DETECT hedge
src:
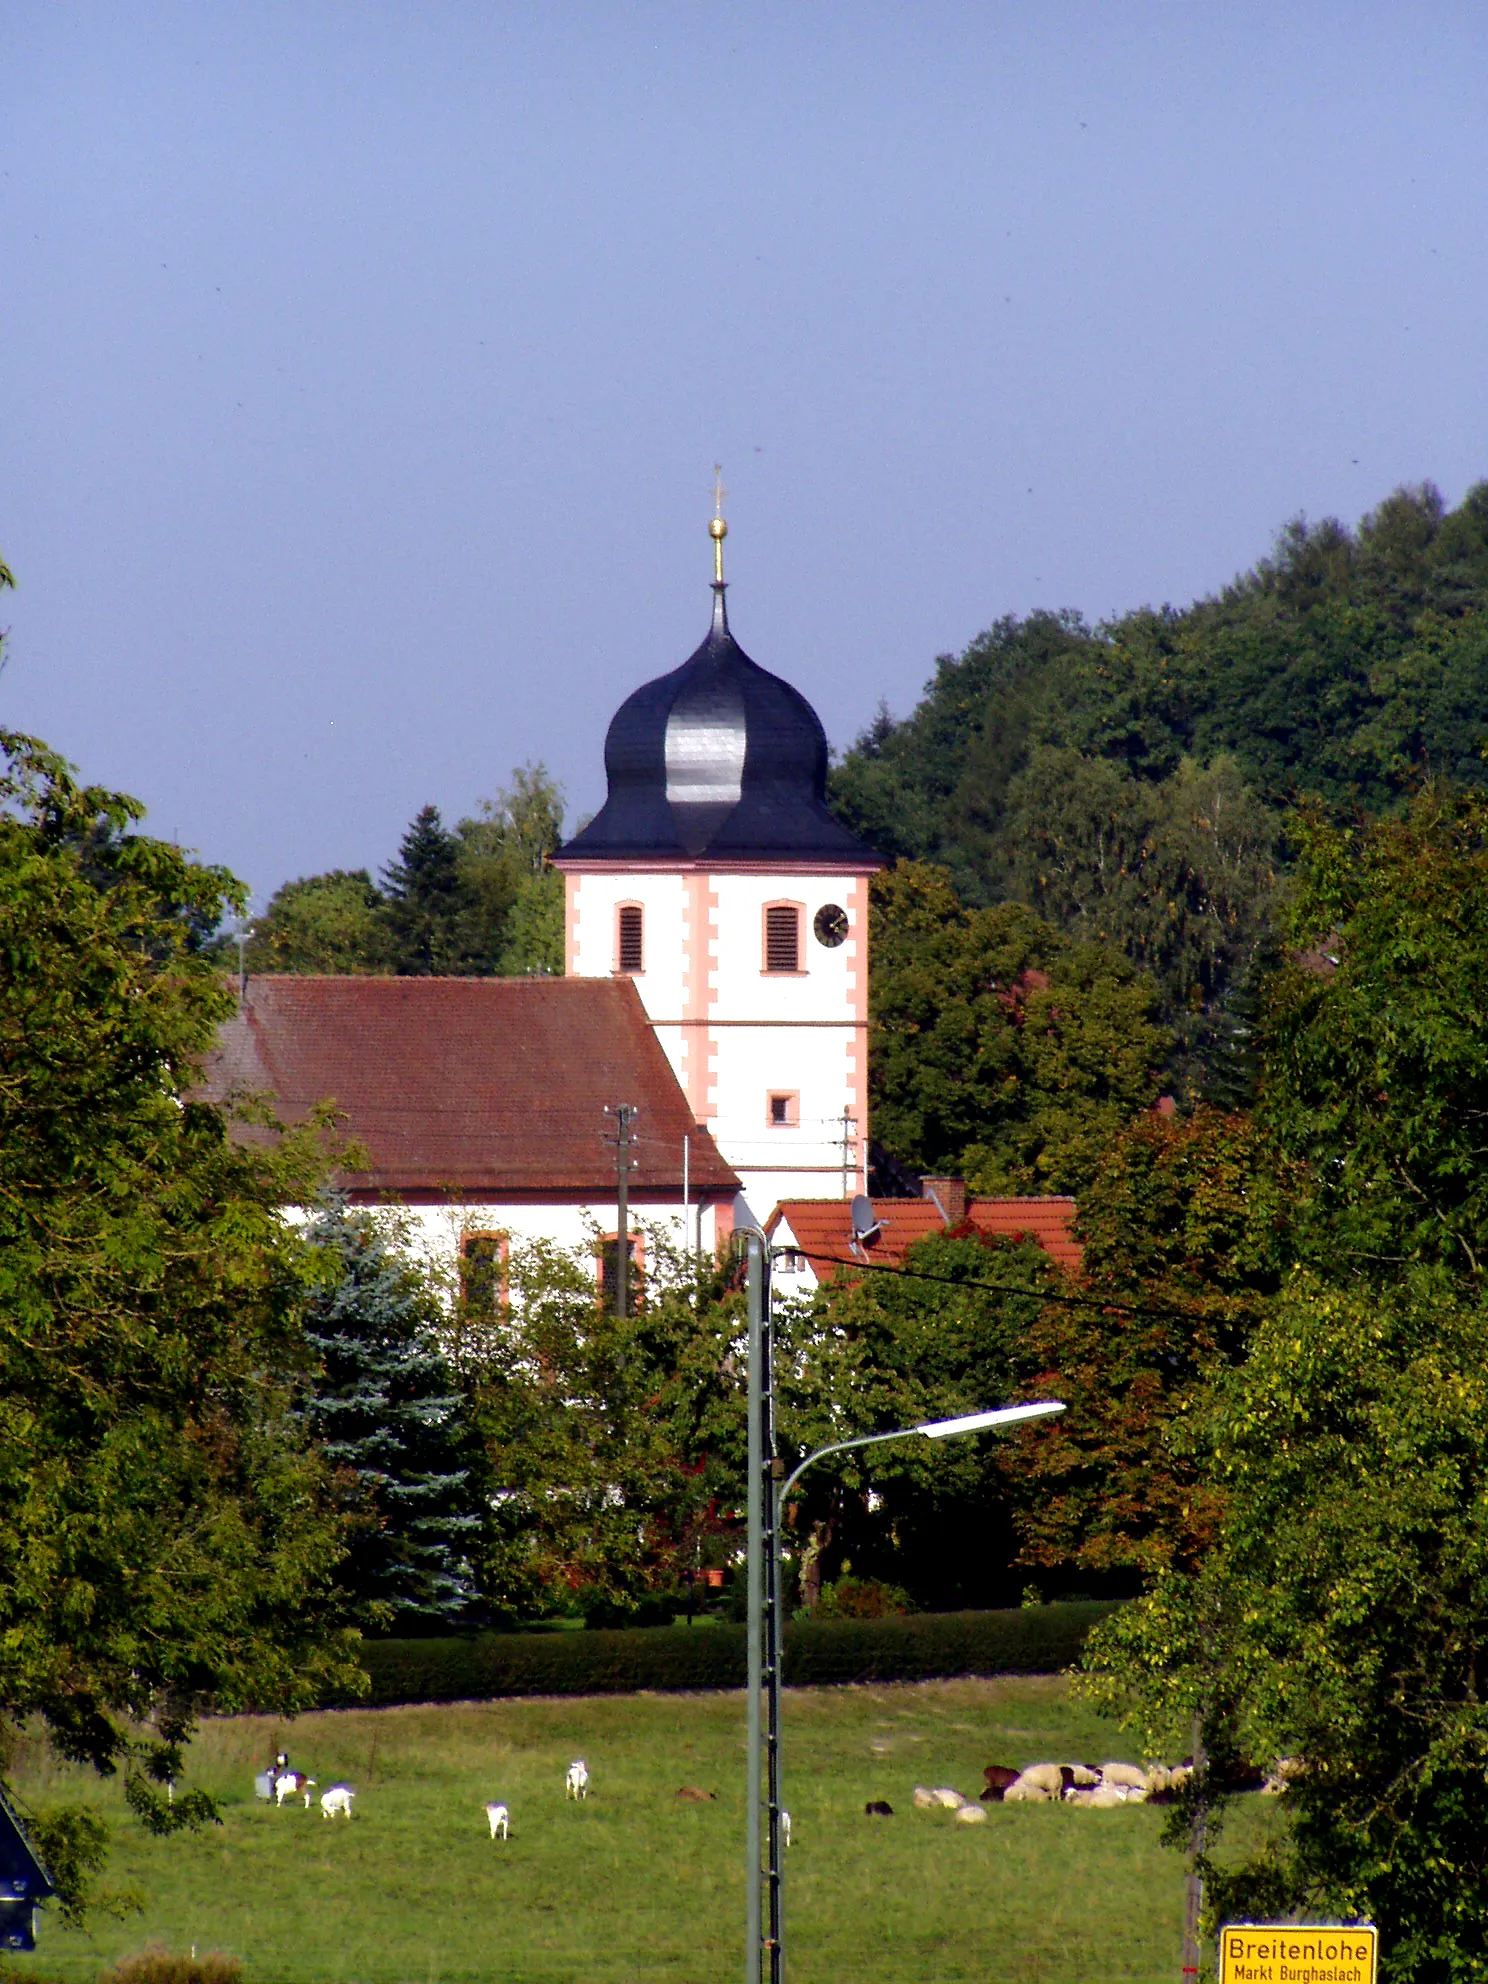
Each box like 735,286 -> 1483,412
355,1601 -> 1119,1707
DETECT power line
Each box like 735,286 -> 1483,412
797,1250 -> 1249,1325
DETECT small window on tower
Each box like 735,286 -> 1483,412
617,904 -> 644,974
767,1091 -> 799,1127
764,904 -> 801,973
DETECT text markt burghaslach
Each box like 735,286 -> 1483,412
1219,1925 -> 1377,1984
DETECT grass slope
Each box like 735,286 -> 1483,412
13,1678 -> 1210,1984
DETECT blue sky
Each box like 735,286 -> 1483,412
4,3 -> 1486,903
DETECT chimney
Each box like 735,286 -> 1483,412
921,1176 -> 967,1225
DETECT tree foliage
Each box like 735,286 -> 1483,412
1078,782 -> 1488,1974
1004,1108 -> 1294,1586
1086,1275 -> 1488,1981
466,1236 -> 747,1623
777,1230 -> 1055,1611
243,765 -> 566,979
1260,784 -> 1488,1275
242,868 -> 389,973
831,479 -> 1488,1096
0,726 -> 358,1908
869,859 -> 1169,1192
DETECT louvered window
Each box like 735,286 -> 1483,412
617,904 -> 644,973
764,905 -> 800,973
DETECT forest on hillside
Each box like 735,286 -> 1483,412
843,479 -> 1488,1114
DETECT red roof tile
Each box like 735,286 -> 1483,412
201,976 -> 739,1198
768,1195 -> 1081,1280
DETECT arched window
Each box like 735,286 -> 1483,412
616,903 -> 644,974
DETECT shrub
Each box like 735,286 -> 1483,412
812,1576 -> 913,1620
355,1601 -> 1119,1705
99,1949 -> 243,1984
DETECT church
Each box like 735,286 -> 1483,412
207,505 -> 884,1284
550,502 -> 882,1221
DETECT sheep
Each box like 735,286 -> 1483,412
1014,1763 -> 1070,1798
1001,1779 -> 1051,1803
954,1803 -> 988,1824
780,1811 -> 791,1849
273,1771 -> 315,1809
864,1800 -> 894,1817
485,1802 -> 509,1839
912,1787 -> 937,1809
320,1785 -> 356,1820
980,1764 -> 1021,1802
1100,1762 -> 1149,1792
566,1759 -> 589,1800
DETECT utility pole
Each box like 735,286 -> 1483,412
838,1109 -> 856,1198
763,1260 -> 784,1982
745,1232 -> 764,1984
1181,1713 -> 1207,1984
744,1228 -> 785,1984
605,1105 -> 638,1317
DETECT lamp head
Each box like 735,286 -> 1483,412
917,1402 -> 1065,1440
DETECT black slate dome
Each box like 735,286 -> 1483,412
554,591 -> 879,865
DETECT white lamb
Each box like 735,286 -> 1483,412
320,1785 -> 356,1820
566,1759 -> 589,1800
486,1801 -> 509,1839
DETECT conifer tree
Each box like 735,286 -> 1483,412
381,804 -> 465,974
302,1197 -> 479,1625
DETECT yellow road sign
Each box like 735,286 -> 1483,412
1219,1924 -> 1377,1984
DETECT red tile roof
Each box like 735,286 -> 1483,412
768,1195 -> 1082,1280
201,976 -> 740,1198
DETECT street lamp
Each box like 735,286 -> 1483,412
778,1402 -> 1067,1503
742,1227 -> 1065,1984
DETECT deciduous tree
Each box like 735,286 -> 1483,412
0,723 -> 357,1910
869,860 -> 1168,1191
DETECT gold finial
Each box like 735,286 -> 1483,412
710,464 -> 728,585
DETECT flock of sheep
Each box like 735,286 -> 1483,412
855,1759 -> 1203,1822
258,1746 -> 1278,1840
904,1758 -> 1195,1821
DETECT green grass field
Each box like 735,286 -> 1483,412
7,1677 -> 1244,1984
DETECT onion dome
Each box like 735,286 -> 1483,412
555,508 -> 879,866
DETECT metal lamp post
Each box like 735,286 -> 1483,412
742,1227 -> 1066,1984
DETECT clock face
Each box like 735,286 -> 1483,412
814,903 -> 849,948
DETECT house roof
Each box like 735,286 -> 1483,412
767,1195 -> 1082,1280
201,975 -> 740,1198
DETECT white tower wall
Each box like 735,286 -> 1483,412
565,864 -> 871,1216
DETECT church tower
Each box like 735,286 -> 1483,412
551,499 -> 883,1220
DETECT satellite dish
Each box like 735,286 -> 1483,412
849,1195 -> 883,1248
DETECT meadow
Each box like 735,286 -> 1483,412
6,1677 -> 1261,1984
